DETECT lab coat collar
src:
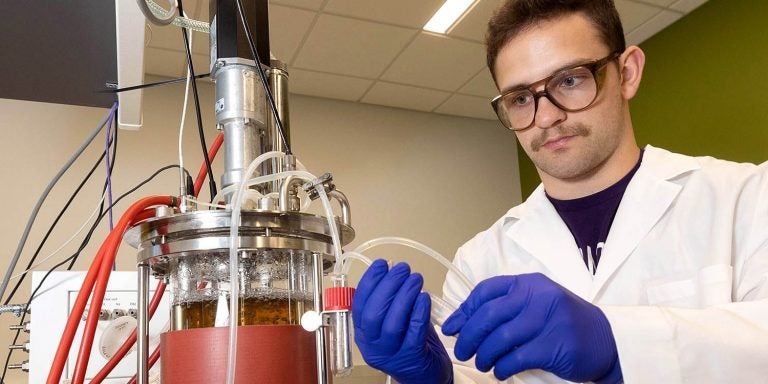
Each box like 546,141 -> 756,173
505,185 -> 594,298
502,145 -> 700,300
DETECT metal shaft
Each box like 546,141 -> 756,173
266,60 -> 291,192
137,263 -> 150,384
312,252 -> 329,384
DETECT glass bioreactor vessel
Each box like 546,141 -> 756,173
127,2 -> 356,382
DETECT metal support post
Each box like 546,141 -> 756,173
137,263 -> 150,384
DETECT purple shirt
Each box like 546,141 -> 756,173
547,151 -> 643,274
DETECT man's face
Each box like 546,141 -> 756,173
494,13 -> 628,182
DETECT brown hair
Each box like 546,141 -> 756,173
486,0 -> 625,82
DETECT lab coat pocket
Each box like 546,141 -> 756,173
645,264 -> 733,308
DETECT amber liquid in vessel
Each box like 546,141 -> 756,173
171,295 -> 312,330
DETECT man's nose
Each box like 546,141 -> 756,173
533,94 -> 566,129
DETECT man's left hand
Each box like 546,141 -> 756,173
441,273 -> 622,383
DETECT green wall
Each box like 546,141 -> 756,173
518,0 -> 768,197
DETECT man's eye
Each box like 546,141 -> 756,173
560,75 -> 586,88
510,93 -> 532,107
554,67 -> 592,89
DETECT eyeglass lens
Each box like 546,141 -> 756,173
498,65 -> 601,130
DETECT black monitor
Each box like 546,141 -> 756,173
0,1 -> 117,108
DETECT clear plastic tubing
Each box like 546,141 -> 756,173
211,170 -> 316,204
214,150 -> 285,201
316,186 -> 343,272
352,237 -> 473,292
339,251 -> 373,274
225,151 -> 314,383
295,158 -> 308,171
339,248 -> 458,327
428,293 -> 458,328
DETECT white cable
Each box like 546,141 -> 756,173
178,12 -> 193,195
11,191 -> 107,280
184,197 -> 228,210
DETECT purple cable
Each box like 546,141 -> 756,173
105,103 -> 116,270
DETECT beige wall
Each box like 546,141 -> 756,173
0,78 -> 520,382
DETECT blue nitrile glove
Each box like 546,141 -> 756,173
352,259 -> 453,384
442,273 -> 622,383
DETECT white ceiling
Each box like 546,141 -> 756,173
144,0 -> 708,121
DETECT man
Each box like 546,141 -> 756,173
351,0 -> 768,383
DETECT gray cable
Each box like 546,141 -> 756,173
0,104 -> 116,303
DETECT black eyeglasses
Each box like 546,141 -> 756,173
491,52 -> 621,131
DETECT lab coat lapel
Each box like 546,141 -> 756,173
505,186 -> 594,299
593,146 -> 697,293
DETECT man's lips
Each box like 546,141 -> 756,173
541,135 -> 575,149
530,124 -> 590,152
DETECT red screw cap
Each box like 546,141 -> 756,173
324,287 -> 355,311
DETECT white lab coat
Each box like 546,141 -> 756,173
442,145 -> 768,383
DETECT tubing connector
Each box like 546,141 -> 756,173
303,173 -> 335,201
282,154 -> 297,172
303,174 -> 352,226
279,175 -> 305,212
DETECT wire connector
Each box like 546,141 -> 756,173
9,322 -> 30,333
9,341 -> 30,353
7,359 -> 29,372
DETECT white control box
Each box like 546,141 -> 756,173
29,271 -> 169,383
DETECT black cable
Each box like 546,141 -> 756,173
67,110 -> 120,270
1,165 -> 186,382
2,108 -> 117,382
0,103 -> 117,303
2,120 -> 118,305
66,164 -> 187,269
2,133 -> 108,303
103,73 -> 210,94
177,0 -> 217,201
234,0 -> 292,155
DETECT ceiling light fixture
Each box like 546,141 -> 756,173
423,0 -> 477,34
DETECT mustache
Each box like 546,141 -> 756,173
531,124 -> 591,151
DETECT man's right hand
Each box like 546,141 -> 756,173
351,259 -> 453,384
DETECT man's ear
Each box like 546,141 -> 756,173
619,45 -> 646,100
